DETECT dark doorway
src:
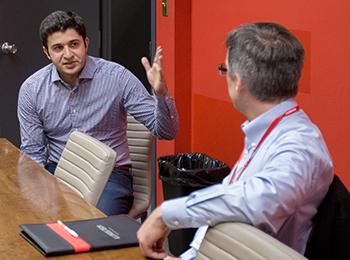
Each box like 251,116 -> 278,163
101,0 -> 154,91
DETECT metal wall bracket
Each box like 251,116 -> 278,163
162,0 -> 168,17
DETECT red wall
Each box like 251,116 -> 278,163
155,0 -> 192,204
191,0 -> 350,188
156,0 -> 350,204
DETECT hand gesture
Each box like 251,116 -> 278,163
141,46 -> 168,96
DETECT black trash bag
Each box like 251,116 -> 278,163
158,153 -> 231,257
158,153 -> 231,188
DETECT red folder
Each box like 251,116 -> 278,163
19,214 -> 140,256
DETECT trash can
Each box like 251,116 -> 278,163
158,153 -> 231,257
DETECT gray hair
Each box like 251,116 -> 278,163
226,22 -> 304,102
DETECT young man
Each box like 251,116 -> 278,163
137,22 -> 334,259
17,10 -> 178,216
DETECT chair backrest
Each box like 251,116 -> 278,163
304,174 -> 350,260
54,131 -> 116,206
126,114 -> 154,220
196,222 -> 307,260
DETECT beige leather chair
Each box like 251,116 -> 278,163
54,131 -> 116,206
127,114 -> 154,221
196,222 -> 307,260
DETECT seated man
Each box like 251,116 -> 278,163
17,10 -> 178,216
137,22 -> 334,259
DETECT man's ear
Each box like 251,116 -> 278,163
234,72 -> 244,92
43,46 -> 51,60
84,37 -> 90,52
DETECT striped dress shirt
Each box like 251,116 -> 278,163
18,56 -> 178,166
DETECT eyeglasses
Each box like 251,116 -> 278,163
218,64 -> 228,76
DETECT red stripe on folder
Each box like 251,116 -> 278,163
46,223 -> 91,253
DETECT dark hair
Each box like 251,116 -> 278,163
226,22 -> 304,102
39,10 -> 86,48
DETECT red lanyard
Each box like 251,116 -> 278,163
229,105 -> 300,184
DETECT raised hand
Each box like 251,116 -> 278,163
141,46 -> 168,96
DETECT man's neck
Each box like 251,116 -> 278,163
244,99 -> 283,121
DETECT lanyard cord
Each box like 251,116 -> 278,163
229,106 -> 300,184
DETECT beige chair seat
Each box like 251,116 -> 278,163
54,131 -> 116,206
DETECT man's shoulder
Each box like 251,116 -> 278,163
274,111 -> 330,155
89,56 -> 126,75
22,63 -> 53,87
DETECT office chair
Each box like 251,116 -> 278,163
127,114 -> 154,222
54,131 -> 116,206
196,222 -> 307,260
304,174 -> 350,259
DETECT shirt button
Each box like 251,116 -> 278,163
173,220 -> 179,226
207,220 -> 212,225
171,115 -> 174,119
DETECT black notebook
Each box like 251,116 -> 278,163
19,214 -> 140,256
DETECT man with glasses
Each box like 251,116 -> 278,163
137,22 -> 333,259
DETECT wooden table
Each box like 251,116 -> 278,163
0,138 -> 145,259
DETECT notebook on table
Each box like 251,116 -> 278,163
19,214 -> 140,256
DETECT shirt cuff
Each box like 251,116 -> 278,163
180,247 -> 197,260
161,196 -> 193,229
155,93 -> 178,129
155,91 -> 173,104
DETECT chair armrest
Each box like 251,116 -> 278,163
197,222 -> 307,260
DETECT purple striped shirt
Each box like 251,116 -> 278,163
18,56 -> 178,166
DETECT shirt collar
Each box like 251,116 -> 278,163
79,56 -> 97,80
50,56 -> 97,85
242,98 -> 298,149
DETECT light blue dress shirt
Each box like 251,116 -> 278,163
18,56 -> 178,166
161,99 -> 333,259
